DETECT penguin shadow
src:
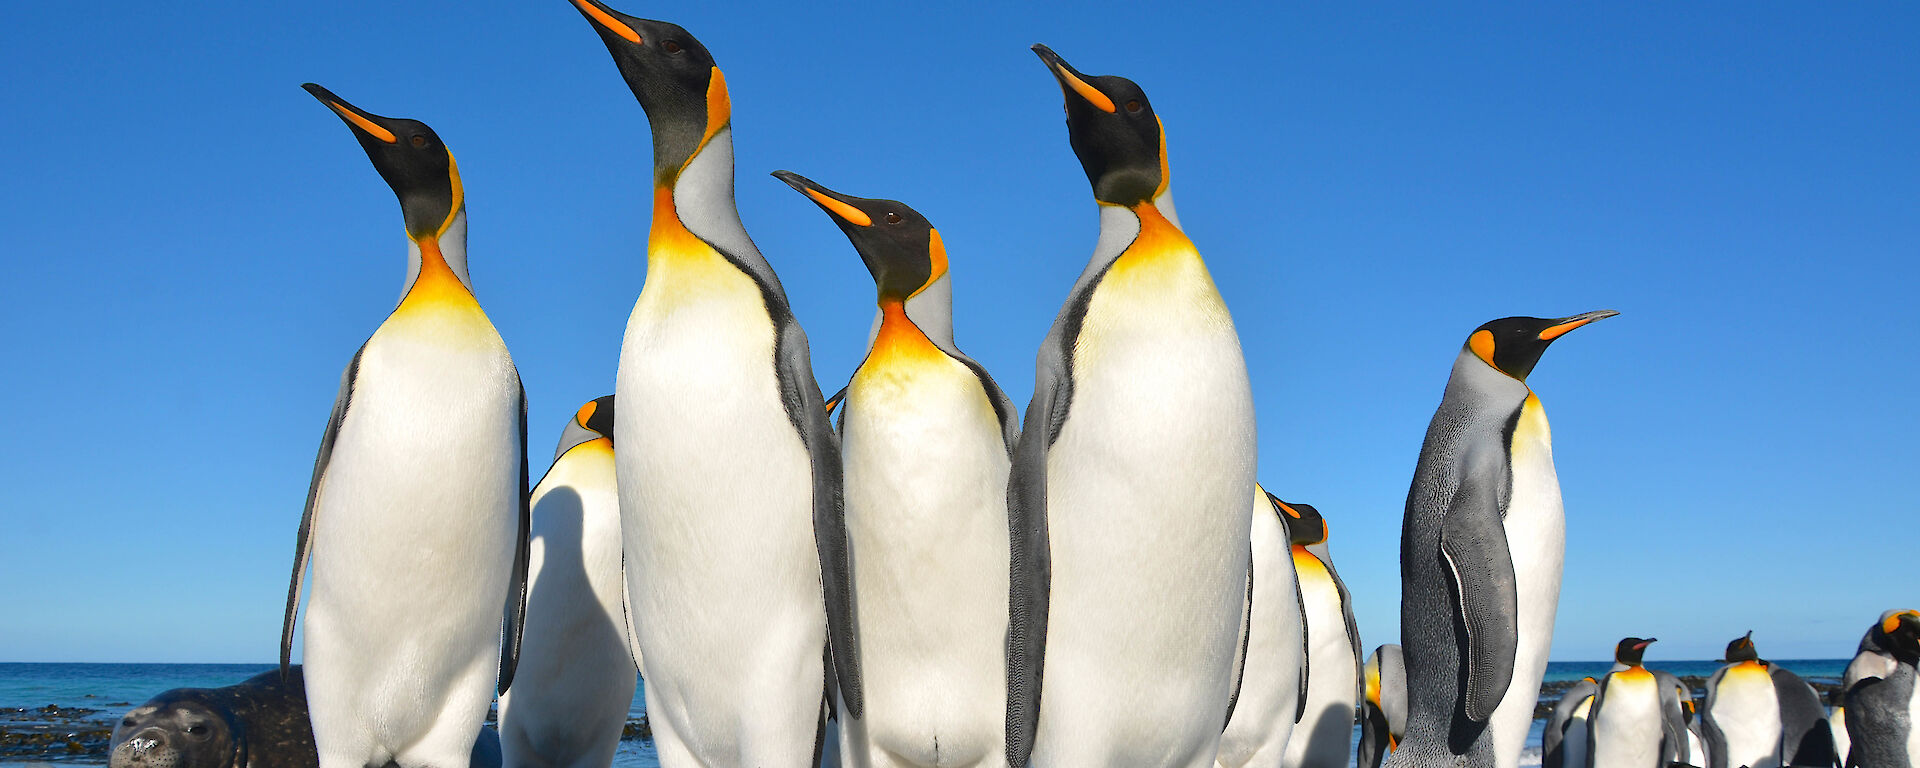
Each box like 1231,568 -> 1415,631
1297,702 -> 1355,766
522,485 -> 631,684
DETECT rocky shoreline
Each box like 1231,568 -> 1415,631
0,705 -> 651,763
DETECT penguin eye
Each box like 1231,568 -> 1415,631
1124,99 -> 1143,114
410,135 -> 428,149
885,212 -> 904,225
663,40 -> 682,54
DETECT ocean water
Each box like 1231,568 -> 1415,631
0,660 -> 1850,768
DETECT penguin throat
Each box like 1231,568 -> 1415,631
1104,203 -> 1204,285
865,300 -> 944,366
646,185 -> 725,274
397,236 -> 478,313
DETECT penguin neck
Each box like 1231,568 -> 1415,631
862,299 -> 947,369
866,274 -> 957,355
396,210 -> 477,312
1080,189 -> 1188,280
1446,350 -> 1532,414
646,128 -> 779,288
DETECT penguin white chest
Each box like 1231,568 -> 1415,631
1714,663 -> 1783,768
1034,220 -> 1255,761
1591,671 -> 1663,768
1489,396 -> 1566,768
840,350 -> 1011,765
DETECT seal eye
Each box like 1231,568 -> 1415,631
663,40 -> 682,54
121,717 -> 136,727
1124,99 -> 1143,114
185,724 -> 207,737
885,212 -> 903,225
410,135 -> 427,149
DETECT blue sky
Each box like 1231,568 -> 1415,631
1,1 -> 1913,664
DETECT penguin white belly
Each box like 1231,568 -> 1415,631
304,325 -> 520,768
1490,396 -> 1564,768
838,358 -> 1010,768
1563,696 -> 1593,768
1713,663 -> 1783,768
616,265 -> 823,766
1217,495 -> 1303,768
1591,671 -> 1663,768
1284,551 -> 1357,768
498,442 -> 635,768
1827,706 -> 1848,767
1683,724 -> 1707,767
1032,242 -> 1255,768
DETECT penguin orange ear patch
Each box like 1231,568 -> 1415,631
1469,330 -> 1497,367
576,400 -> 599,427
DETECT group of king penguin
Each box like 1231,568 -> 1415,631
1525,612 -> 1920,768
260,3 -> 1893,768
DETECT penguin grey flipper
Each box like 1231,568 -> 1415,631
1654,671 -> 1688,765
1702,666 -> 1731,768
1292,556 -> 1310,723
1005,355 -> 1064,768
1222,549 -> 1254,730
777,322 -> 860,718
1770,666 -> 1835,766
1327,559 -> 1365,707
280,344 -> 365,680
1545,678 -> 1600,768
620,553 -> 642,673
495,382 -> 532,695
1437,444 -> 1521,722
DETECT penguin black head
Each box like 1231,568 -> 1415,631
1464,310 -> 1620,382
567,0 -> 726,182
1266,492 -> 1328,546
1614,637 -> 1656,667
303,84 -> 461,240
1031,44 -> 1167,208
1722,631 -> 1760,663
1876,609 -> 1920,660
772,171 -> 946,305
575,395 -> 617,441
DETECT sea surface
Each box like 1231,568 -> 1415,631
0,660 -> 1850,768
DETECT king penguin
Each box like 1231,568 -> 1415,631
1385,311 -> 1615,768
1843,610 -> 1920,768
280,85 -> 529,768
1702,632 -> 1834,768
1588,638 -> 1690,768
497,396 -> 639,768
1359,645 -> 1409,768
566,3 -> 850,766
773,172 -> 1018,768
1218,487 -> 1309,768
1278,499 -> 1363,768
1007,44 -> 1257,768
1544,677 -> 1599,768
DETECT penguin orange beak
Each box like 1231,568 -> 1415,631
567,0 -> 643,43
1538,309 -> 1620,341
301,84 -> 398,144
771,171 -> 873,227
1634,638 -> 1656,650
1032,44 -> 1116,113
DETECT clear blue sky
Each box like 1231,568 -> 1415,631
1,1 -> 1913,664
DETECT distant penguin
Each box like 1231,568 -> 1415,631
1008,45 -> 1256,768
1589,638 -> 1689,768
1218,487 -> 1309,768
773,172 -> 1018,768
498,397 -> 638,768
567,3 -> 850,766
1386,311 -> 1616,768
1674,678 -> 1710,768
1277,500 -> 1363,768
1702,632 -> 1834,768
1543,677 -> 1598,768
280,85 -> 528,768
1827,690 -> 1849,768
1843,610 -> 1920,768
1359,645 -> 1408,768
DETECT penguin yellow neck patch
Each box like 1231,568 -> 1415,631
1108,203 -> 1204,281
640,186 -> 755,308
396,237 -> 478,313
865,300 -> 945,366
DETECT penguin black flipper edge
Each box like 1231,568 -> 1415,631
280,344 -> 365,680
1292,555 -> 1310,723
778,321 -> 861,717
1438,445 -> 1520,723
496,382 -> 531,695
1222,549 -> 1253,730
1005,356 -> 1064,767
1329,557 -> 1365,707
1702,666 -> 1730,768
